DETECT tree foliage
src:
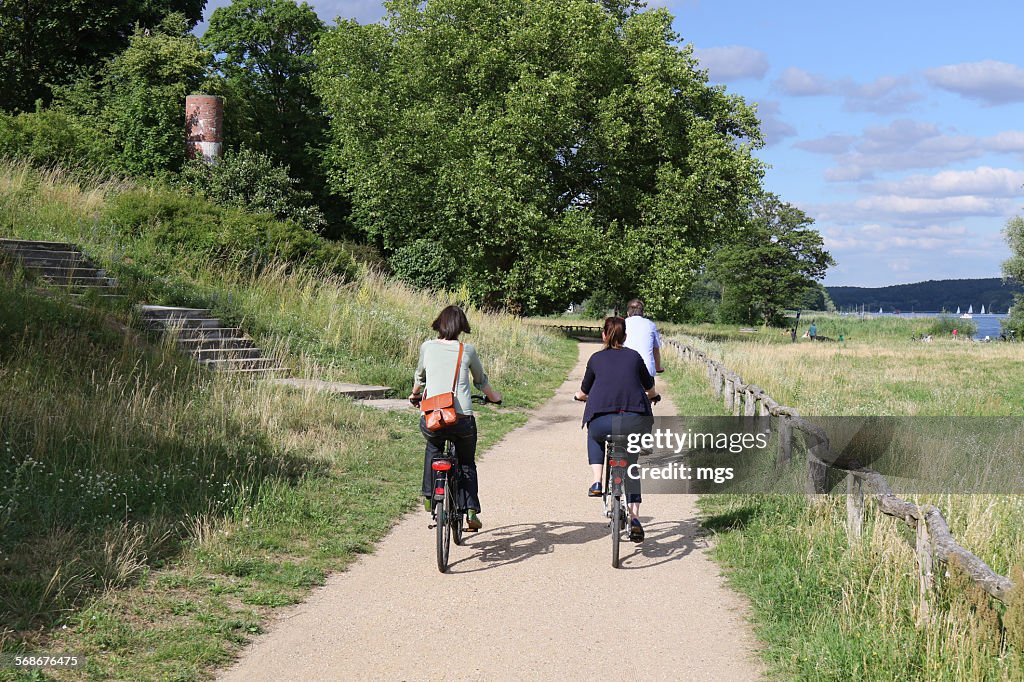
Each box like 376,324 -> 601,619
203,0 -> 327,192
707,193 -> 834,326
313,0 -> 764,315
1003,215 -> 1024,338
0,0 -> 205,113
56,14 -> 211,177
178,147 -> 325,233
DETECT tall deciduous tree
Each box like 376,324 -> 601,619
313,0 -> 764,315
0,0 -> 206,112
203,0 -> 329,210
707,193 -> 834,326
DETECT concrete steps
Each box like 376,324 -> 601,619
0,238 -> 120,294
139,305 -> 289,377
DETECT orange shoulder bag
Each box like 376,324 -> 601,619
420,343 -> 463,431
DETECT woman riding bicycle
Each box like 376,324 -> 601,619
409,306 -> 502,531
574,316 -> 658,542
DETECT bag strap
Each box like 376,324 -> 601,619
450,343 -> 464,393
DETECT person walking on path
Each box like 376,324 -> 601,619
808,321 -> 817,341
623,298 -> 663,378
574,316 -> 658,543
409,306 -> 502,531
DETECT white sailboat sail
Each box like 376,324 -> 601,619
980,305 -> 985,314
956,306 -> 961,315
968,305 -> 973,314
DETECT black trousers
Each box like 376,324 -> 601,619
420,415 -> 480,512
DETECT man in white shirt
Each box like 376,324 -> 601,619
623,298 -> 663,378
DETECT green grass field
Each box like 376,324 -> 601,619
661,329 -> 1024,681
0,164 -> 578,680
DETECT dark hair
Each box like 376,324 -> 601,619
626,298 -> 644,317
432,305 -> 471,340
603,316 -> 626,349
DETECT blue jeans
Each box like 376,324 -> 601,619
420,415 -> 480,513
587,412 -> 651,504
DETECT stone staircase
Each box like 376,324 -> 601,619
1,239 -> 401,392
0,238 -> 122,299
139,305 -> 290,377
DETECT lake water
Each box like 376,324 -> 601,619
886,312 -> 1009,339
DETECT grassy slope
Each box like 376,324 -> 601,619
660,329 -> 1024,681
0,164 -> 578,680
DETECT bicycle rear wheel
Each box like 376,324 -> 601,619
611,494 -> 621,569
436,482 -> 451,573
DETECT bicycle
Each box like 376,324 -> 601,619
574,393 -> 659,569
410,393 -> 500,573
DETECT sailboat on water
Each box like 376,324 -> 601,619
961,304 -> 973,319
980,305 -> 986,315
956,306 -> 961,315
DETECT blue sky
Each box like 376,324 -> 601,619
199,0 -> 1024,288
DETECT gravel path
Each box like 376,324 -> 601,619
220,341 -> 764,681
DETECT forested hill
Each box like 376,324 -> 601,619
827,278 -> 1023,313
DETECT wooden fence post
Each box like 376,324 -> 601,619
778,416 -> 792,465
916,513 -> 933,625
846,473 -> 864,540
759,397 -> 770,417
732,381 -> 743,416
724,375 -> 734,411
806,428 -> 829,495
744,390 -> 756,417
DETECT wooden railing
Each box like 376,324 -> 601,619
664,337 -> 1016,606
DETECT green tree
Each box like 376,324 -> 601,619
179,147 -> 325,233
0,0 -> 206,113
57,14 -> 211,177
313,0 -> 764,315
707,194 -> 834,326
202,0 -> 331,215
1002,215 -> 1024,338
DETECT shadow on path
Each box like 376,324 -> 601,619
447,516 -> 707,573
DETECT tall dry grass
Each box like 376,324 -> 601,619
670,330 -> 1024,679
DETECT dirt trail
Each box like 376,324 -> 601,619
220,341 -> 764,681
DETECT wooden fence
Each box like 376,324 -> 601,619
663,337 -> 1016,608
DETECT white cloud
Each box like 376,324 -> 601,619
888,258 -> 911,272
753,100 -> 797,146
986,131 -> 1024,153
925,60 -> 1024,105
842,76 -> 922,114
693,46 -> 769,81
811,123 -> 1024,179
852,195 -> 1011,219
821,223 -> 978,254
774,69 -> 920,112
774,67 -> 832,96
870,167 -> 1024,198
824,166 -> 874,182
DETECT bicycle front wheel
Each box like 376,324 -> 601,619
611,495 -> 621,569
436,483 -> 452,573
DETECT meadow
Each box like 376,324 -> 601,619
0,163 -> 578,680
661,318 -> 1024,680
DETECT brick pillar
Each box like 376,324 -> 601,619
185,95 -> 224,163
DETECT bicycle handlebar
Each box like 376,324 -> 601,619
573,393 -> 661,404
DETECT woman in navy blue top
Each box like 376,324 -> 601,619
574,316 -> 658,542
